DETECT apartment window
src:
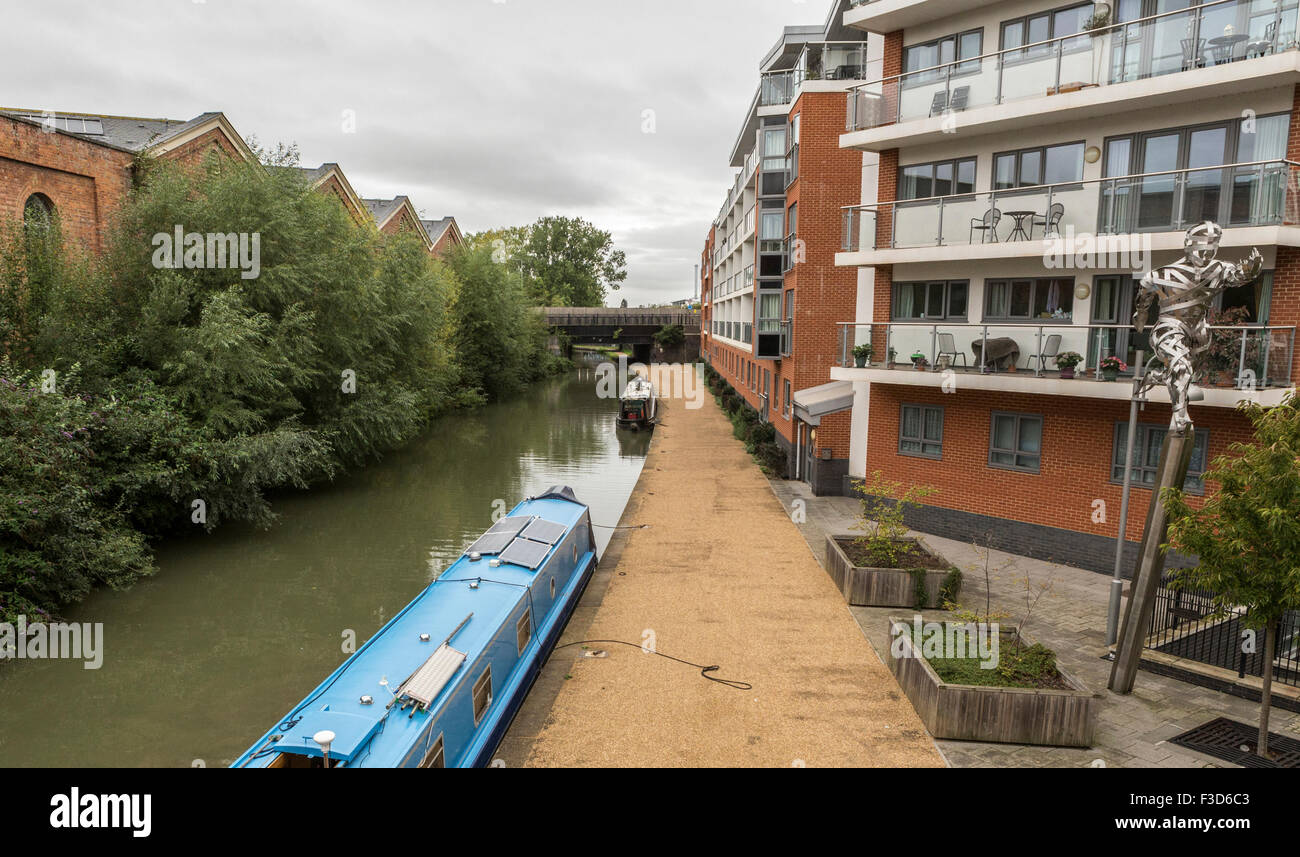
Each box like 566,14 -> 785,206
516,608 -> 532,655
787,202 -> 797,236
994,142 -> 1084,189
899,158 -> 976,200
989,412 -> 1043,473
893,280 -> 968,321
472,666 -> 493,725
783,379 -> 792,419
900,405 -> 944,459
1112,424 -> 1209,494
903,29 -> 983,82
984,277 -> 1073,322
1000,2 -> 1091,61
420,733 -> 445,769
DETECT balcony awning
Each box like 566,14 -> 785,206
793,381 -> 854,426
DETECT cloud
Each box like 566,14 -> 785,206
0,0 -> 812,304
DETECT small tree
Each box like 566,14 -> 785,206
851,471 -> 936,567
1164,391 -> 1300,759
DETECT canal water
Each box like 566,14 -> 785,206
0,361 -> 650,767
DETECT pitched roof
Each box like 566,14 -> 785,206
362,196 -> 406,228
420,216 -> 460,246
0,108 -> 255,162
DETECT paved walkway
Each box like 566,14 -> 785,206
505,397 -> 945,768
769,480 -> 1300,768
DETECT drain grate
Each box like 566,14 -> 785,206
1169,717 -> 1300,768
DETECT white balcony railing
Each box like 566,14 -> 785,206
836,321 -> 1297,390
843,160 -> 1300,252
847,0 -> 1300,131
762,41 -> 874,107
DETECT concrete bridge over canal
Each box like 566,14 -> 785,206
542,307 -> 701,363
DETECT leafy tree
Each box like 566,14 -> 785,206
514,216 -> 626,307
446,243 -> 554,402
1164,392 -> 1300,759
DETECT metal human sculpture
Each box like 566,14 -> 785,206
1134,222 -> 1261,433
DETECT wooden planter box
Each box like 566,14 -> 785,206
887,617 -> 1100,748
825,536 -> 958,608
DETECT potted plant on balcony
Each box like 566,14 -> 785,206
852,343 -> 873,368
1055,351 -> 1084,379
910,351 -> 929,371
887,347 -> 898,369
1099,355 -> 1127,381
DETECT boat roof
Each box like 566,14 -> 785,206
621,378 -> 654,400
235,490 -> 589,767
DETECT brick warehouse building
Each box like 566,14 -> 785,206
701,0 -> 884,495
1,108 -> 460,259
830,0 -> 1300,573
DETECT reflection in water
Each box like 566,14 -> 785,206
0,364 -> 646,767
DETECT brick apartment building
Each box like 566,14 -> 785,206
1,108 -> 461,258
701,0 -> 884,495
829,0 -> 1300,572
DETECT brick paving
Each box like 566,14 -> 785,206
769,479 -> 1300,768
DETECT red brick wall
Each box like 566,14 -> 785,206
316,174 -> 369,227
865,385 -> 1252,545
1274,245 -> 1300,385
0,116 -> 134,253
162,127 -> 245,168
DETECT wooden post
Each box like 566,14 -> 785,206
1108,429 -> 1196,694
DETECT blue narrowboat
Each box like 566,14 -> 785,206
232,486 -> 597,768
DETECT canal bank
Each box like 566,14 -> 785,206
502,395 -> 946,768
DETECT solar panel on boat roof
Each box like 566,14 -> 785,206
399,643 -> 466,709
499,538 -> 552,570
520,518 -> 567,546
466,530 -> 515,556
487,516 -> 532,537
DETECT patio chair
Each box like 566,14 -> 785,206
1025,333 -> 1062,372
949,86 -> 970,112
1180,38 -> 1206,71
928,90 -> 949,117
936,333 -> 968,370
1033,202 -> 1065,239
1247,21 -> 1278,58
970,207 -> 1001,243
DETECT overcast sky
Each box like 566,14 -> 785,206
1,0 -> 824,306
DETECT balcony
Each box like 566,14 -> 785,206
760,42 -> 874,108
831,322 -> 1297,407
845,0 -> 1004,34
840,160 -> 1300,265
844,0 -> 1300,150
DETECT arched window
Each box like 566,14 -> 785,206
23,193 -> 55,228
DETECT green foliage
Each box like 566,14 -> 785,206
0,150 -> 555,623
851,471 -> 938,567
653,323 -> 684,349
1164,392 -> 1300,755
445,243 -> 559,402
486,216 -> 627,307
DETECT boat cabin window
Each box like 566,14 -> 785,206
472,667 -> 493,724
516,609 -> 532,655
420,734 -> 445,769
550,577 -> 556,599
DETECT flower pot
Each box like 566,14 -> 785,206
1102,368 -> 1119,382
1059,367 -> 1076,379
854,356 -> 868,368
